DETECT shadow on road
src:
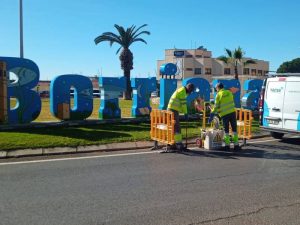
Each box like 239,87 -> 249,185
178,148 -> 300,161
177,137 -> 300,160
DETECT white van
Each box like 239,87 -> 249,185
259,73 -> 300,139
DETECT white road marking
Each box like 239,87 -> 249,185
0,136 -> 299,166
0,151 -> 158,166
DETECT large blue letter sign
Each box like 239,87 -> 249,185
182,77 -> 210,112
0,57 -> 41,124
159,78 -> 177,110
212,79 -> 241,108
241,79 -> 263,110
50,74 -> 93,120
131,77 -> 156,117
99,77 -> 126,119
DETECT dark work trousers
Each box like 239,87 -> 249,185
168,109 -> 181,134
221,112 -> 237,134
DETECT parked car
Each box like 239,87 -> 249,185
259,73 -> 300,139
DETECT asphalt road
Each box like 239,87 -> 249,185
0,136 -> 299,225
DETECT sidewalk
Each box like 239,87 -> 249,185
0,131 -> 270,158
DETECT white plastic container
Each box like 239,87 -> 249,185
203,129 -> 224,150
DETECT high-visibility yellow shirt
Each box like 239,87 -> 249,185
167,87 -> 188,114
212,89 -> 235,117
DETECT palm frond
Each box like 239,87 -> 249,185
218,56 -> 229,64
225,48 -> 232,57
114,24 -> 126,41
94,34 -> 121,44
133,30 -> 151,39
131,24 -> 148,38
128,25 -> 136,37
244,59 -> 256,66
94,23 -> 150,57
233,46 -> 243,60
116,46 -> 123,54
130,38 -> 147,45
94,35 -> 120,45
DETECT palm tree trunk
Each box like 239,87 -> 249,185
234,65 -> 239,80
123,69 -> 132,100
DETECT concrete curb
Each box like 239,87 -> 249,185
0,132 -> 271,159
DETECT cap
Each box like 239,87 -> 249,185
215,82 -> 224,89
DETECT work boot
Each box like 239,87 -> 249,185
224,145 -> 230,151
176,143 -> 186,152
167,144 -> 177,150
234,145 -> 240,151
163,144 -> 177,153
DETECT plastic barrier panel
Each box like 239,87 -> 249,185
236,108 -> 253,140
201,105 -> 253,140
150,109 -> 175,145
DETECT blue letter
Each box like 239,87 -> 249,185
241,79 -> 263,110
99,77 -> 126,119
0,57 -> 41,124
50,74 -> 93,120
159,78 -> 177,110
131,77 -> 156,117
182,77 -> 211,113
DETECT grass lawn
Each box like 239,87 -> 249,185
3,98 -> 260,151
10,98 -> 158,122
0,121 -> 201,151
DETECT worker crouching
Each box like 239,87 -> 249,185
167,83 -> 194,151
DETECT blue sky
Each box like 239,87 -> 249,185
1,0 -> 299,80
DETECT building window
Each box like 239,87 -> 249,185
224,68 -> 231,75
244,68 -> 250,75
194,68 -> 202,75
205,68 -> 212,75
195,55 -> 202,58
251,69 -> 257,75
186,68 -> 193,71
258,70 -> 262,76
185,55 -> 193,58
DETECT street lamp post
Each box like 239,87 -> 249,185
19,0 -> 24,58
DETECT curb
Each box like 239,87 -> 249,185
0,133 -> 270,159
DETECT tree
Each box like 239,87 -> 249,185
94,24 -> 150,100
218,46 -> 256,80
277,58 -> 300,73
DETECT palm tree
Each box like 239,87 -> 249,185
218,46 -> 256,80
94,24 -> 150,100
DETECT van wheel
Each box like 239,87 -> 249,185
270,132 -> 284,139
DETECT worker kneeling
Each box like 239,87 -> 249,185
167,83 -> 194,151
209,83 -> 240,151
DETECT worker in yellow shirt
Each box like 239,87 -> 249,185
167,83 -> 194,151
210,82 -> 239,151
